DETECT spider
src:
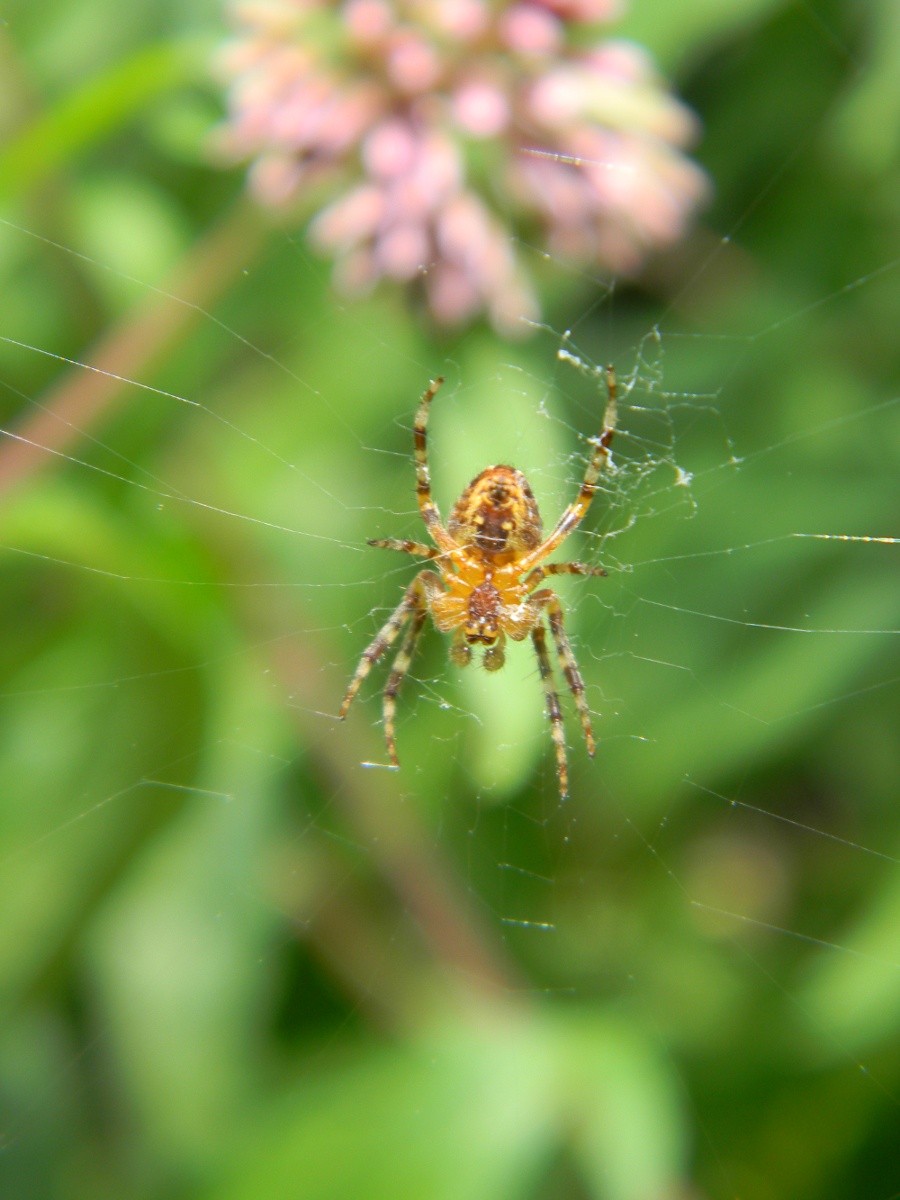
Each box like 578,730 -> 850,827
339,368 -> 618,800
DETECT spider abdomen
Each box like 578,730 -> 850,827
447,466 -> 543,562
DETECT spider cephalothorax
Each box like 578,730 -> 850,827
339,370 -> 618,800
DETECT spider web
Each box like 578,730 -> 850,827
0,2 -> 899,1198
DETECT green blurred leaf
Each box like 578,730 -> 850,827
208,1015 -> 554,1200
615,0 -> 785,68
552,1010 -> 686,1200
827,0 -> 900,174
599,554 -> 900,811
0,39 -> 201,200
800,862 -> 900,1056
207,1007 -> 686,1200
87,661 -> 291,1171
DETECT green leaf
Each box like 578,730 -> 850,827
550,1010 -> 687,1200
0,39 -> 202,200
615,0 -> 786,70
87,658 -> 292,1171
206,1007 -> 687,1200
800,863 -> 900,1056
208,1016 -> 555,1200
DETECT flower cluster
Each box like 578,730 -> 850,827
215,0 -> 708,334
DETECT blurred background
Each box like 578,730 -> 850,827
1,1 -> 899,1197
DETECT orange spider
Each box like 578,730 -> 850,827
339,369 -> 617,800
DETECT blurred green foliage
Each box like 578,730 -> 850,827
1,2 -> 899,1199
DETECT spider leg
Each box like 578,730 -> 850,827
368,538 -> 442,560
382,607 -> 428,766
536,589 -> 595,757
523,561 -> 606,591
532,622 -> 569,802
413,377 -> 456,553
339,570 -> 440,725
519,365 -> 617,571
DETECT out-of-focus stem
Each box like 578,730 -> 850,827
0,199 -> 265,501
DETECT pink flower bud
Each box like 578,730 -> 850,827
343,0 -> 394,44
499,4 -> 563,56
535,0 -> 623,24
387,30 -> 442,93
427,262 -> 480,324
376,223 -> 431,279
217,0 -> 708,332
453,80 -> 510,137
586,38 -> 652,84
248,153 -> 307,206
363,119 -> 419,179
422,0 -> 489,42
311,184 -> 386,248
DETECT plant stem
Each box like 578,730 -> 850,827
0,199 -> 265,500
